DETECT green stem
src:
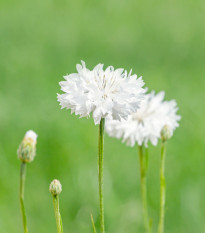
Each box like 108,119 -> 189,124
98,118 -> 105,233
90,213 -> 97,233
158,142 -> 166,233
52,195 -> 63,233
20,162 -> 28,233
138,146 -> 151,233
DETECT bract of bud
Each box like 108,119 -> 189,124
160,125 -> 171,142
17,130 -> 38,163
49,179 -> 62,196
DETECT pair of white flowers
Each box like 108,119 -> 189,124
58,61 -> 180,147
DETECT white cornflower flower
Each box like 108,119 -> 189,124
57,61 -> 145,125
106,91 -> 181,147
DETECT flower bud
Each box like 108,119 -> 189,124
17,130 -> 38,163
160,125 -> 171,142
49,179 -> 62,196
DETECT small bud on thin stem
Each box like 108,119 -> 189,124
18,130 -> 38,163
49,179 -> 62,196
18,131 -> 37,233
160,125 -> 171,143
50,180 -> 63,233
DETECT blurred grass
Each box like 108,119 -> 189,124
0,0 -> 205,232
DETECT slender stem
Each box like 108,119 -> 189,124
158,142 -> 166,233
91,213 -> 97,233
138,146 -> 151,233
20,162 -> 28,233
52,195 -> 63,233
98,118 -> 105,233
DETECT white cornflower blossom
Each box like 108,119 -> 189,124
106,91 -> 181,147
57,61 -> 145,125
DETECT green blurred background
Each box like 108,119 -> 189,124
0,0 -> 205,232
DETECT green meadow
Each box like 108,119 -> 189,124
0,0 -> 205,232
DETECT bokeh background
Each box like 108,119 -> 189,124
0,0 -> 205,232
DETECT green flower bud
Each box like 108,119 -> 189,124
17,130 -> 38,163
49,179 -> 62,196
160,125 -> 171,142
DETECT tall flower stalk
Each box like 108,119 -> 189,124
158,125 -> 170,233
57,61 -> 145,232
138,145 -> 151,233
19,162 -> 28,233
98,118 -> 105,233
50,179 -> 63,233
17,130 -> 38,233
158,141 -> 166,233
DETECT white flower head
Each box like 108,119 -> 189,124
106,91 -> 181,147
57,61 -> 145,125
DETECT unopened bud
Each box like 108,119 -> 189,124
160,125 -> 171,142
17,130 -> 38,163
49,179 -> 62,196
